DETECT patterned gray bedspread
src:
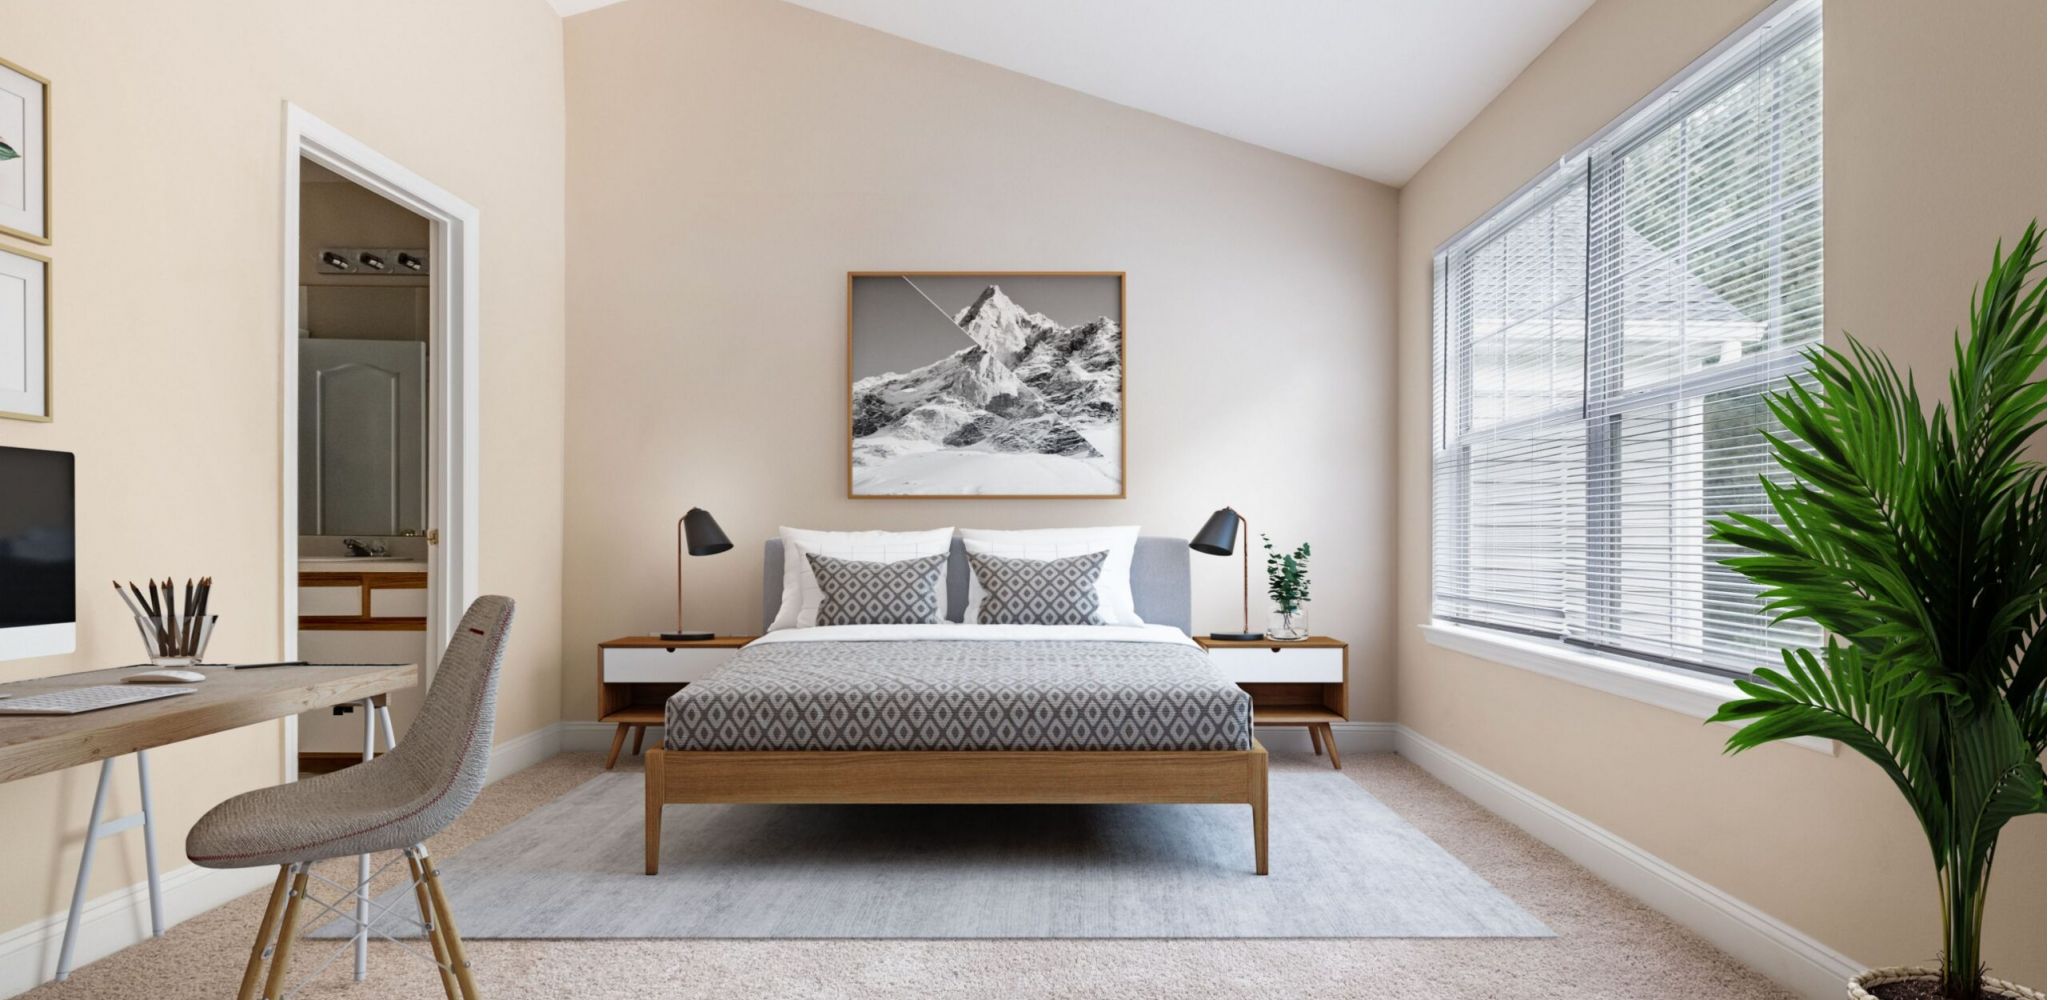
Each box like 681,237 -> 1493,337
664,639 -> 1252,752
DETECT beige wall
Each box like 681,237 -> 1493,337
560,0 -> 1399,722
1394,0 -> 2047,984
0,0 -> 566,940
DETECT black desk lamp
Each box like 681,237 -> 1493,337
1191,507 -> 1262,641
662,507 -> 733,641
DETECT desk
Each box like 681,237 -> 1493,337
0,663 -> 415,982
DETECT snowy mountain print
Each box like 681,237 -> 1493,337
849,276 -> 1123,496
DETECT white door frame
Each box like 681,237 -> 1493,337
280,103 -> 480,781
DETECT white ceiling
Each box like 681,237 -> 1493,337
554,0 -> 1596,185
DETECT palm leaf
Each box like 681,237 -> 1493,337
1708,222 -> 2045,999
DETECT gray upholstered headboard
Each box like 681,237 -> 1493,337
761,536 -> 1192,634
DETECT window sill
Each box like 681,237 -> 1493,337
1418,622 -> 1835,756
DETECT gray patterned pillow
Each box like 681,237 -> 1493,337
966,550 -> 1107,626
805,552 -> 948,626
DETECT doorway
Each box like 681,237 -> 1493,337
281,105 -> 479,781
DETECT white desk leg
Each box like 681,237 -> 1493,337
135,750 -> 165,937
54,752 -> 161,981
54,759 -> 113,981
354,699 -> 374,981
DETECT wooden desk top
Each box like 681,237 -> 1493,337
0,663 -> 418,783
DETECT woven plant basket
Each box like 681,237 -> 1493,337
1850,966 -> 2046,1000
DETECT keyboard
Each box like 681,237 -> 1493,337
0,685 -> 198,715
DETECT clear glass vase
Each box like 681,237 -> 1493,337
1266,608 -> 1308,641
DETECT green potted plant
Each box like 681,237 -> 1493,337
1262,534 -> 1310,641
1708,224 -> 2046,1000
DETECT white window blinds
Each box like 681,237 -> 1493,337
1431,0 -> 1823,678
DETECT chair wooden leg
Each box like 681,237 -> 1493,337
630,726 -> 645,756
603,724 -> 628,770
235,866 -> 293,1000
419,850 -> 481,1000
407,851 -> 460,1000
1249,754 -> 1269,876
645,749 -> 665,875
261,867 -> 310,1000
1307,724 -> 1324,756
1318,723 -> 1342,770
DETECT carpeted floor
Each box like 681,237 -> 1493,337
22,751 -> 1798,1000
310,768 -> 1548,940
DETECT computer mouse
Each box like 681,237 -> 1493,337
124,669 -> 207,684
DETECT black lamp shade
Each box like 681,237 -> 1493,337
681,508 -> 733,556
1189,507 -> 1242,556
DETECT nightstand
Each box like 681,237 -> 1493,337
1195,635 -> 1350,769
596,635 -> 756,769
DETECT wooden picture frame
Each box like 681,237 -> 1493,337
847,271 -> 1126,500
0,244 -> 49,422
0,56 -> 49,245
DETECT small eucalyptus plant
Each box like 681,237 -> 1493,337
0,140 -> 17,161
1262,534 -> 1311,614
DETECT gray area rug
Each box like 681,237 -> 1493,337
315,769 -> 1549,939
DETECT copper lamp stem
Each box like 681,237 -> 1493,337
1240,513 -> 1250,634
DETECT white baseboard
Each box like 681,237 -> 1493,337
0,863 -> 273,997
1393,726 -> 1861,1000
488,720 -> 564,784
0,721 -> 563,999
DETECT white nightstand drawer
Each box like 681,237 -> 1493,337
1206,646 -> 1344,683
604,646 -> 738,683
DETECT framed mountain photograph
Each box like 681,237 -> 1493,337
848,272 -> 1125,499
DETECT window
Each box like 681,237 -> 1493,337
1432,0 -> 1822,679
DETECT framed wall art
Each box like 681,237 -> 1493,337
848,272 -> 1124,499
0,244 -> 49,421
0,56 -> 48,244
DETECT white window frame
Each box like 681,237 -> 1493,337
1422,0 -> 1832,751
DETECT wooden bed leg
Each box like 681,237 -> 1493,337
644,749 -> 665,875
1249,746 -> 1269,875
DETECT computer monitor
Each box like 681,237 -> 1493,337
0,445 -> 75,661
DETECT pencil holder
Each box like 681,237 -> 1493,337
134,614 -> 216,667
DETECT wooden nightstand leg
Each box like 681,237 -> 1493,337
1307,724 -> 1324,756
630,726 -> 645,756
1318,723 -> 1342,770
604,724 -> 628,770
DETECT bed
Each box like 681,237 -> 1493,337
643,536 -> 1270,875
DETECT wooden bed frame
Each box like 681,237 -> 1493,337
643,535 -> 1269,876
645,742 -> 1269,875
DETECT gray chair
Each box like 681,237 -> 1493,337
187,595 -> 515,1000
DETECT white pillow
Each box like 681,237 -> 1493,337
958,526 -> 1144,626
770,527 -> 956,631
